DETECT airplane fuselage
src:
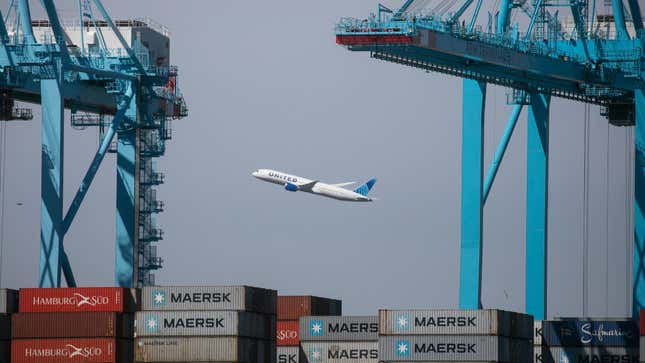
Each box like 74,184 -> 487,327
252,169 -> 373,202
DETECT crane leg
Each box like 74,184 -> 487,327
115,94 -> 139,288
459,79 -> 486,309
526,92 -> 550,320
632,89 -> 645,317
39,78 -> 64,287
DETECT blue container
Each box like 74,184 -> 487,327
541,320 -> 639,347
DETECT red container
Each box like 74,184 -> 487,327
19,288 -> 135,313
277,296 -> 341,320
12,312 -> 133,338
640,309 -> 645,335
277,321 -> 299,346
11,338 -> 132,363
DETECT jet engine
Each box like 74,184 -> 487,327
285,183 -> 299,192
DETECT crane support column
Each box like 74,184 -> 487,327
39,76 -> 64,287
459,79 -> 486,309
115,94 -> 139,287
633,89 -> 645,317
526,92 -> 550,320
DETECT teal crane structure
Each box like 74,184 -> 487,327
336,0 -> 644,319
0,0 -> 187,288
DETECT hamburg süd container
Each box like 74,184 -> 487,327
141,286 -> 277,314
11,338 -> 132,363
277,320 -> 299,346
277,346 -> 301,363
538,320 -> 638,347
18,288 -> 136,313
300,341 -> 378,363
12,312 -> 133,338
0,289 -> 18,314
379,309 -> 533,339
534,346 -> 639,363
299,316 -> 378,342
378,335 -> 531,362
135,336 -> 273,362
135,310 -> 275,339
278,296 -> 341,320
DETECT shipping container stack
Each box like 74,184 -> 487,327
135,285 -> 277,363
534,319 -> 639,363
1,289 -> 18,363
299,315 -> 378,363
277,296 -> 342,363
641,312 -> 645,362
11,287 -> 137,363
379,309 -> 533,362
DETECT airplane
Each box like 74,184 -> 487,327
252,169 -> 377,202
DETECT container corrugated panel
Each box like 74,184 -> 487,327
0,289 -> 18,314
278,346 -> 301,363
379,310 -> 533,339
278,320 -> 299,346
278,296 -> 342,320
640,336 -> 645,361
135,336 -> 273,362
141,286 -> 277,314
299,316 -> 378,341
19,288 -> 136,313
0,340 -> 9,363
534,346 -> 639,363
379,335 -> 532,362
301,341 -> 378,363
0,314 -> 10,340
12,312 -> 133,338
11,338 -> 132,363
541,320 -> 639,347
135,310 -> 275,338
534,320 -> 542,346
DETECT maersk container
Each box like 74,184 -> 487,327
278,346 -> 301,363
278,320 -> 300,346
12,312 -> 133,338
11,338 -> 133,363
141,285 -> 277,314
379,335 -> 531,362
19,287 -> 136,313
135,310 -> 275,339
379,309 -> 533,339
299,316 -> 378,341
301,341 -> 378,363
534,346 -> 639,363
0,289 -> 18,314
278,296 -> 341,320
135,336 -> 274,362
540,320 -> 639,347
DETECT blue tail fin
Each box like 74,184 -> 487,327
354,178 -> 377,196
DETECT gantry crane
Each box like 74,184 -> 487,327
0,0 -> 187,288
336,0 -> 644,319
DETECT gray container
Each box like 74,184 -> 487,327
534,320 -> 542,346
135,336 -> 274,362
379,310 -> 533,339
135,311 -> 275,339
0,289 -> 17,314
278,346 -> 301,363
379,335 -> 531,362
300,316 -> 378,342
141,286 -> 277,314
534,346 -> 639,363
301,341 -> 378,363
641,336 -> 645,362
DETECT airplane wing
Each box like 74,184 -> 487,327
297,180 -> 318,192
331,182 -> 356,187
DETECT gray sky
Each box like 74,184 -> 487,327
0,0 -> 639,319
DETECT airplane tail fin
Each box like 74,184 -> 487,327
353,178 -> 377,196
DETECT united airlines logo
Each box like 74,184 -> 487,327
395,313 -> 410,331
309,347 -> 322,362
146,316 -> 159,333
559,351 -> 570,363
310,320 -> 324,336
395,340 -> 410,357
152,290 -> 166,306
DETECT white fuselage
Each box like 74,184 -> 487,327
252,169 -> 372,202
